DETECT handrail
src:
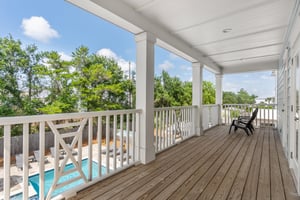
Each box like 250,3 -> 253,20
0,109 -> 142,126
154,105 -> 197,111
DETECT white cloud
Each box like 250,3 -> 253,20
21,16 -> 59,43
159,60 -> 174,71
97,48 -> 136,75
59,52 -> 72,61
97,48 -> 118,60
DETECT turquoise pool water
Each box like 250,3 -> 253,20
11,159 -> 106,199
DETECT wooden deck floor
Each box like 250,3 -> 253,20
70,126 -> 299,200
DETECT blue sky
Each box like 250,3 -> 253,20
0,0 -> 275,99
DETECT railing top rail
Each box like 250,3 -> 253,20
0,109 -> 142,126
154,105 -> 197,111
222,103 -> 277,106
202,104 -> 219,107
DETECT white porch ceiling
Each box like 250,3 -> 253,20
67,0 -> 295,74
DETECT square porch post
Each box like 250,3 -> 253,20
135,32 -> 156,164
215,74 -> 223,125
192,62 -> 203,136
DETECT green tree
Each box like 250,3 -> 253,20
237,88 -> 257,104
92,55 -> 128,110
71,46 -> 89,111
223,91 -> 238,104
154,75 -> 172,107
182,81 -> 192,105
21,45 -> 45,115
0,35 -> 26,116
223,89 -> 257,104
154,71 -> 186,107
71,47 -> 129,111
202,81 -> 215,104
154,71 -> 216,107
39,51 -> 76,114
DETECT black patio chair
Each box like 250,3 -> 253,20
229,108 -> 258,136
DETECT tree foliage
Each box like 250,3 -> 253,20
0,35 -> 40,116
0,36 -> 133,117
0,35 -> 258,117
154,70 -> 217,107
223,89 -> 257,104
154,71 -> 192,107
202,81 -> 215,104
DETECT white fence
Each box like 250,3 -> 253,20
202,105 -> 220,131
0,109 -> 141,200
154,106 -> 196,153
222,104 -> 277,127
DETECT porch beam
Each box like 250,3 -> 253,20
192,62 -> 204,136
135,32 -> 156,164
222,60 -> 278,74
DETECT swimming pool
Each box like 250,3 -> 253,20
12,159 -> 106,199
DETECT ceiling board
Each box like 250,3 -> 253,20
69,0 -> 295,73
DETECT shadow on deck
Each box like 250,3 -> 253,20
70,126 -> 299,200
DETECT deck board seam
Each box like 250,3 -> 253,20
197,132 -> 250,200
133,127 -> 231,200
169,132 -> 242,199
112,127 -> 231,200
77,129 -> 222,198
211,128 -> 255,200
93,126 -> 228,199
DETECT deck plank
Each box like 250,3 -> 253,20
114,126 -> 228,200
75,127 -> 222,198
69,126 -> 300,200
150,128 -> 239,200
204,128 -> 254,200
130,126 -> 228,200
242,128 -> 265,200
224,127 -> 260,200
196,132 -> 248,200
75,127 -> 222,200
275,131 -> 299,200
182,133 -> 246,200
270,128 -> 286,200
257,127 -> 271,200
169,132 -> 242,199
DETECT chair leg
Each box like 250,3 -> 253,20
229,120 -> 235,134
247,126 -> 253,134
249,124 -> 255,134
244,128 -> 250,136
229,125 -> 233,134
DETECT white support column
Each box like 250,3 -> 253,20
135,32 -> 156,164
192,62 -> 203,136
215,74 -> 223,125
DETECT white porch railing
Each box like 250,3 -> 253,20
202,104 -> 220,131
154,106 -> 196,153
0,109 -> 141,200
222,104 -> 277,128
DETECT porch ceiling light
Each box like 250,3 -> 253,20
222,28 -> 232,33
